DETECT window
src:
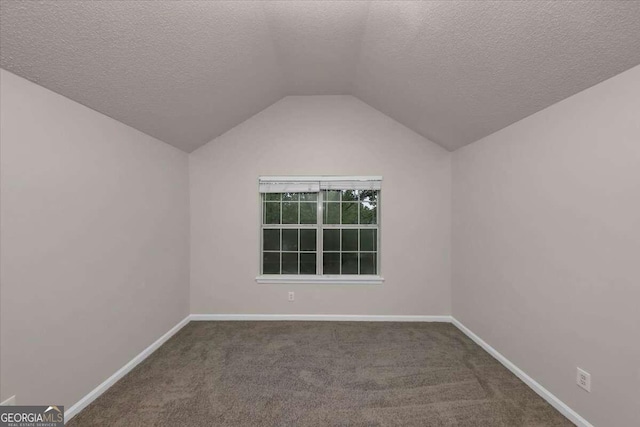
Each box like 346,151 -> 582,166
257,176 -> 383,284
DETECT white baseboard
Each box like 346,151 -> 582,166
451,318 -> 593,427
1,395 -> 16,406
64,315 -> 191,424
190,314 -> 452,322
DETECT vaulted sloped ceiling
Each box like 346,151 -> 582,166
2,1 -> 640,152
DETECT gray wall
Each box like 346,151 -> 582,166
452,65 -> 640,427
0,70 -> 191,407
189,95 -> 452,316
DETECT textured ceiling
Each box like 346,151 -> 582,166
2,1 -> 640,152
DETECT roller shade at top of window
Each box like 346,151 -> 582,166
258,181 -> 321,193
259,177 -> 382,193
319,180 -> 381,191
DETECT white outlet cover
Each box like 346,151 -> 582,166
576,367 -> 591,392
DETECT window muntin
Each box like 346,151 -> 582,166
262,192 -> 318,275
261,188 -> 379,276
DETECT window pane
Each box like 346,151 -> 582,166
282,252 -> 298,274
265,202 -> 281,224
262,187 -> 379,277
323,229 -> 340,251
323,252 -> 340,274
341,190 -> 358,201
360,253 -> 376,275
282,229 -> 298,251
282,201 -> 299,224
325,190 -> 341,201
263,252 -> 280,274
341,202 -> 358,224
300,229 -> 316,251
300,202 -> 317,224
360,202 -> 376,225
342,229 -> 358,251
341,253 -> 358,274
300,252 -> 316,274
360,190 -> 377,204
360,229 -> 377,251
263,229 -> 280,251
282,192 -> 299,202
324,202 -> 340,224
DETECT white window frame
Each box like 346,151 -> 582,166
256,176 -> 384,285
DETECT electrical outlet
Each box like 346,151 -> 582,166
577,368 -> 591,392
288,291 -> 294,302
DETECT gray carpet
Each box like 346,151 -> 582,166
67,322 -> 573,426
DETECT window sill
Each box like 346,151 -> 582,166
255,275 -> 384,285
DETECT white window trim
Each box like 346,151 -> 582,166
255,275 -> 384,285
257,175 -> 383,285
259,175 -> 382,183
